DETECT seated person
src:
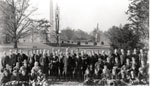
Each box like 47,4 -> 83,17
137,67 -> 148,84
84,65 -> 94,85
30,69 -> 38,85
128,64 -> 138,76
10,69 -> 20,85
140,60 -> 148,73
37,69 -> 48,86
94,58 -> 103,79
118,69 -> 129,83
31,61 -> 41,74
19,67 -> 29,86
110,67 -> 119,80
22,60 -> 30,74
124,58 -> 131,75
113,57 -> 121,68
5,64 -> 12,74
0,69 -> 11,86
129,70 -> 138,85
105,57 -> 112,70
13,62 -> 20,72
101,65 -> 110,79
131,57 -> 138,68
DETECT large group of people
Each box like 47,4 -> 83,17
0,48 -> 149,86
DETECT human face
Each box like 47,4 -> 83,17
21,70 -> 26,76
4,71 -> 8,76
127,50 -> 130,55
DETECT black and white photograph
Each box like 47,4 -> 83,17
0,0 -> 149,86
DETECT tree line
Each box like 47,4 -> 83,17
0,0 -> 148,49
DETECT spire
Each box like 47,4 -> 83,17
55,4 -> 60,34
50,0 -> 54,29
97,23 -> 99,31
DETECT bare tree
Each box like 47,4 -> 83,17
37,19 -> 51,43
0,0 -> 37,48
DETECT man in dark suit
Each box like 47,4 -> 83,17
8,50 -> 17,68
1,51 -> 9,70
39,50 -> 49,77
120,49 -> 126,66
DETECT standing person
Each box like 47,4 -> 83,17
8,49 -> 17,68
126,50 -> 132,61
112,49 -> 120,63
113,57 -> 121,68
34,50 -> 41,63
88,51 -> 95,74
51,52 -> 59,77
28,50 -> 35,71
132,49 -> 140,68
95,58 -> 104,79
17,49 -> 28,65
75,53 -> 82,80
81,51 -> 88,80
58,52 -> 64,78
63,52 -> 69,80
139,49 -> 147,65
46,50 -> 51,75
1,51 -> 9,70
120,49 -> 126,66
101,51 -> 108,61
70,50 -> 76,79
66,52 -> 74,80
39,50 -> 49,77
105,57 -> 113,70
125,58 -> 131,73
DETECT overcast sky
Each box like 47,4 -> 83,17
30,0 -> 130,32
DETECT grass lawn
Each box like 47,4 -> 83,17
0,42 -> 110,52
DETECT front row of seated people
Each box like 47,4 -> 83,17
1,62 -> 47,86
84,59 -> 148,85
